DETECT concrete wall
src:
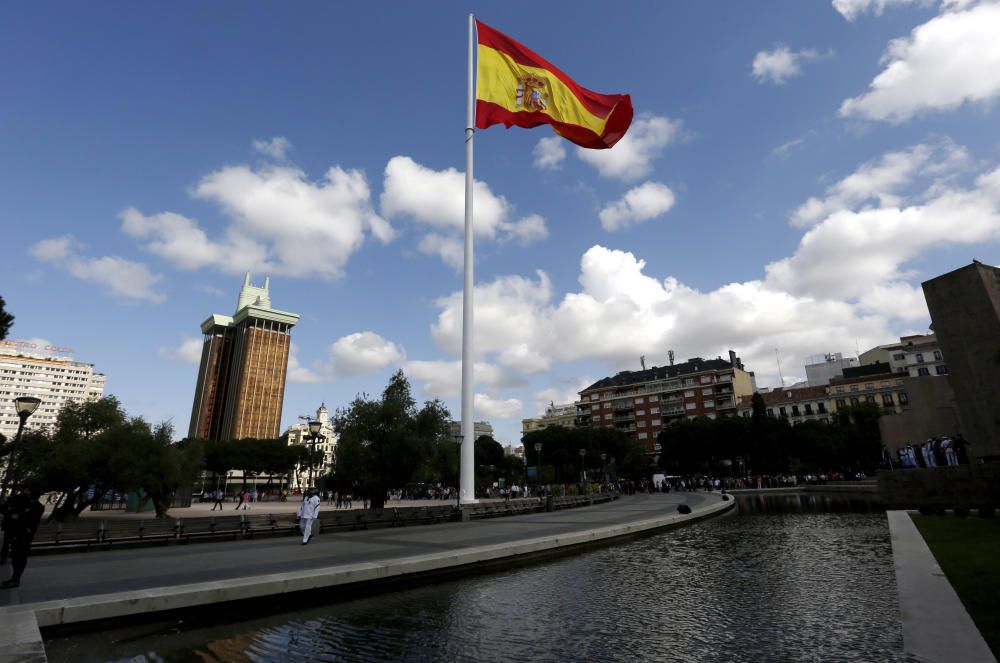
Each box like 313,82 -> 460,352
922,262 -> 1000,460
878,465 -> 1000,509
878,376 -> 962,451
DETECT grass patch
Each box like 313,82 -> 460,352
911,513 -> 1000,657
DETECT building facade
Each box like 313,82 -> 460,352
521,401 -> 577,436
188,274 -> 299,441
737,385 -> 833,425
804,352 -> 859,386
577,352 -> 756,452
0,340 -> 106,438
860,333 -> 947,378
285,403 -> 337,490
922,261 -> 1000,460
448,420 -> 494,443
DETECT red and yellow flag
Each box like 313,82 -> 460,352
475,20 -> 633,150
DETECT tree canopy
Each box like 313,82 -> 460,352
0,295 -> 13,341
521,425 -> 650,484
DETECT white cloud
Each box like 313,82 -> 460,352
840,2 -> 1000,122
405,360 -> 526,399
380,156 -> 547,267
252,136 -> 292,160
123,159 -> 392,279
790,139 -> 969,226
599,182 -> 676,231
159,337 -> 204,363
474,393 -> 523,419
31,235 -> 166,303
576,114 -> 681,181
752,46 -> 823,85
533,137 -> 567,170
328,332 -> 405,377
832,0 -> 925,21
286,343 -> 324,384
532,379 -> 594,416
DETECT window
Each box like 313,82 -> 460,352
638,432 -> 648,439
591,394 -> 599,401
865,383 -> 874,391
636,409 -> 646,416
702,387 -> 713,395
892,353 -> 905,361
850,397 -> 860,407
836,386 -> 845,394
637,420 -> 646,427
684,390 -> 695,398
635,397 -> 644,404
591,404 -> 600,411
779,406 -> 787,417
685,402 -> 697,410
898,392 -> 909,405
790,405 -> 798,417
933,350 -> 942,361
649,395 -> 658,402
865,395 -> 876,405
915,353 -> 924,363
917,367 -> 930,376
650,407 -> 659,414
882,393 -> 893,406
817,402 -> 827,414
850,385 -> 859,392
804,403 -> 813,415
766,408 -> 774,417
935,365 -> 948,375
704,401 -> 715,408
651,419 -> 661,427
700,375 -> 712,384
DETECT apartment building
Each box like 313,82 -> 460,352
736,385 -> 832,425
860,333 -> 947,378
0,340 -> 106,438
521,401 -> 577,436
285,403 -> 337,490
576,351 -> 756,452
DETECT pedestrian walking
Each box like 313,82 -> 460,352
298,490 -> 321,545
236,490 -> 250,511
1,486 -> 44,588
211,488 -> 224,511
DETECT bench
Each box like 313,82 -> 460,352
179,516 -> 244,542
242,513 -> 298,538
32,520 -> 105,552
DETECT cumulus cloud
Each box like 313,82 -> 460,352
158,337 -> 204,363
533,136 -> 567,170
405,360 -> 526,399
840,2 -> 1000,122
576,114 -> 681,181
123,157 -> 392,279
286,344 -> 324,384
790,139 -> 969,226
832,0 -> 926,21
752,46 -> 824,85
599,182 -> 676,231
532,379 -> 594,416
30,235 -> 166,303
252,136 -> 292,160
474,393 -> 523,419
328,332 -> 405,377
380,156 -> 548,267
424,145 -> 1000,391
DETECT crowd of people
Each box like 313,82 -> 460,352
894,434 -> 970,468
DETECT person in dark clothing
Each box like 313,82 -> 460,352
1,486 -> 44,588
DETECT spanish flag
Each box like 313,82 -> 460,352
475,20 -> 633,150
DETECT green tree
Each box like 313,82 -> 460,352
113,422 -> 204,517
332,370 -> 451,508
0,295 -> 13,340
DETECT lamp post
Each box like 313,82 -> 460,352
601,452 -> 607,483
0,396 -> 42,499
534,442 -> 542,488
579,448 -> 586,485
306,420 -> 322,492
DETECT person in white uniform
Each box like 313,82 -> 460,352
298,490 -> 321,545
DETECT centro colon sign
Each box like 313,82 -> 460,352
0,340 -> 75,354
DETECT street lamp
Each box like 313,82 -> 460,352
0,396 -> 42,498
534,442 -> 542,487
307,419 -> 322,491
579,448 -> 586,484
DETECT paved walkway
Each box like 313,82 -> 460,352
887,510 -> 996,663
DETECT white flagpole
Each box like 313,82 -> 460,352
460,13 -> 477,504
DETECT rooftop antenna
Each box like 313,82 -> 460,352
775,348 -> 785,388
668,349 -> 675,366
640,355 -> 646,370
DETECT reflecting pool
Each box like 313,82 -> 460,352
46,494 -> 907,662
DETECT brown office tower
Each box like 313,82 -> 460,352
922,261 -> 1000,461
188,273 -> 300,441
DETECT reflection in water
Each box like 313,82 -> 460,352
46,495 -> 906,663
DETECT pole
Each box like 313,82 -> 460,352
0,415 -> 27,498
460,13 -> 477,504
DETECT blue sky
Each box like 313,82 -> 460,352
3,0 -> 999,446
